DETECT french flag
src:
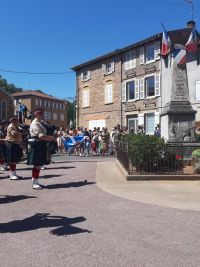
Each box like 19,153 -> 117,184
173,48 -> 186,65
160,28 -> 171,56
185,28 -> 197,52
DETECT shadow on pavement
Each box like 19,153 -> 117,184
21,174 -> 63,180
45,180 -> 95,190
0,195 -> 37,204
0,175 -> 9,180
0,213 -> 92,236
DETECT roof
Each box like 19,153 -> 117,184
71,28 -> 195,71
12,90 -> 66,103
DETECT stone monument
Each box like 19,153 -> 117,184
161,62 -> 196,143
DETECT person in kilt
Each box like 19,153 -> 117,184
0,121 -> 7,171
5,116 -> 23,180
27,109 -> 54,190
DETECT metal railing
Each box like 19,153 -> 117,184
116,141 -> 196,175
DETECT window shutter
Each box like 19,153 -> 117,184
155,74 -> 160,96
111,62 -> 115,73
121,82 -> 126,102
108,84 -> 113,103
138,114 -> 144,125
102,64 -> 106,74
80,73 -> 84,81
154,42 -> 160,60
139,47 -> 144,65
105,85 -> 109,103
125,53 -> 130,70
154,111 -> 160,126
88,70 -> 91,80
130,51 -> 136,68
139,78 -> 145,99
135,79 -> 140,100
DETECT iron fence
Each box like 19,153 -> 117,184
116,141 -> 198,175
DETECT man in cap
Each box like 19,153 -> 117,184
5,116 -> 23,180
27,109 -> 54,189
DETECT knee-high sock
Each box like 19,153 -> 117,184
32,167 -> 40,179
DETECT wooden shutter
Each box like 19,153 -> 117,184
111,62 -> 115,73
108,84 -> 113,103
105,85 -> 109,103
135,79 -> 140,100
139,47 -> 144,65
125,52 -> 130,70
87,70 -> 91,80
139,78 -> 145,99
121,82 -> 126,102
130,51 -> 136,68
138,114 -> 144,125
155,74 -> 160,96
102,64 -> 106,74
80,72 -> 84,81
154,42 -> 160,60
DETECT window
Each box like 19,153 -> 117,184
56,103 -> 59,109
53,113 -> 58,120
81,70 -> 91,81
60,114 -> 64,121
125,51 -> 136,70
82,90 -> 89,107
127,116 -> 138,132
40,99 -> 43,106
105,84 -> 113,104
52,102 -> 55,109
102,62 -> 114,75
145,42 -> 160,63
48,101 -> 51,108
145,76 -> 155,97
44,111 -> 51,120
146,45 -> 155,62
60,103 -> 62,110
35,98 -> 39,106
126,81 -> 135,100
145,113 -> 155,134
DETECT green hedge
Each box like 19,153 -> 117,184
121,135 -> 179,172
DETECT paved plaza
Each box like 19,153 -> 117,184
1,155 -> 200,267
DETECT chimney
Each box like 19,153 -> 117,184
187,20 -> 196,29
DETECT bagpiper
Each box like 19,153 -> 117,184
27,109 -> 54,190
5,116 -> 23,180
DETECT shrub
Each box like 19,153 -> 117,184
121,135 -> 180,173
192,149 -> 200,158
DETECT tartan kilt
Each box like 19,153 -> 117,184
5,142 -> 23,163
27,140 -> 51,166
0,143 -> 7,159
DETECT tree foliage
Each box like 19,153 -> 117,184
0,75 -> 23,94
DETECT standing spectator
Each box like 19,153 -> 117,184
0,121 -> 7,171
101,128 -> 110,156
56,126 -> 65,154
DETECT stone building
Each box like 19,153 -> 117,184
72,21 -> 200,134
12,90 -> 68,128
0,87 -> 13,122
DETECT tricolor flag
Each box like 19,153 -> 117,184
185,28 -> 197,52
173,48 -> 186,65
160,24 -> 171,56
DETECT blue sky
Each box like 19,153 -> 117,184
0,0 -> 199,99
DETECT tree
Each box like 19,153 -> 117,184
0,75 -> 23,94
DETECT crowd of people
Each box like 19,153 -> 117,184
0,108 -> 161,190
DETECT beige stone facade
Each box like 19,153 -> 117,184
12,90 -> 68,128
0,88 -> 13,122
73,35 -> 162,133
